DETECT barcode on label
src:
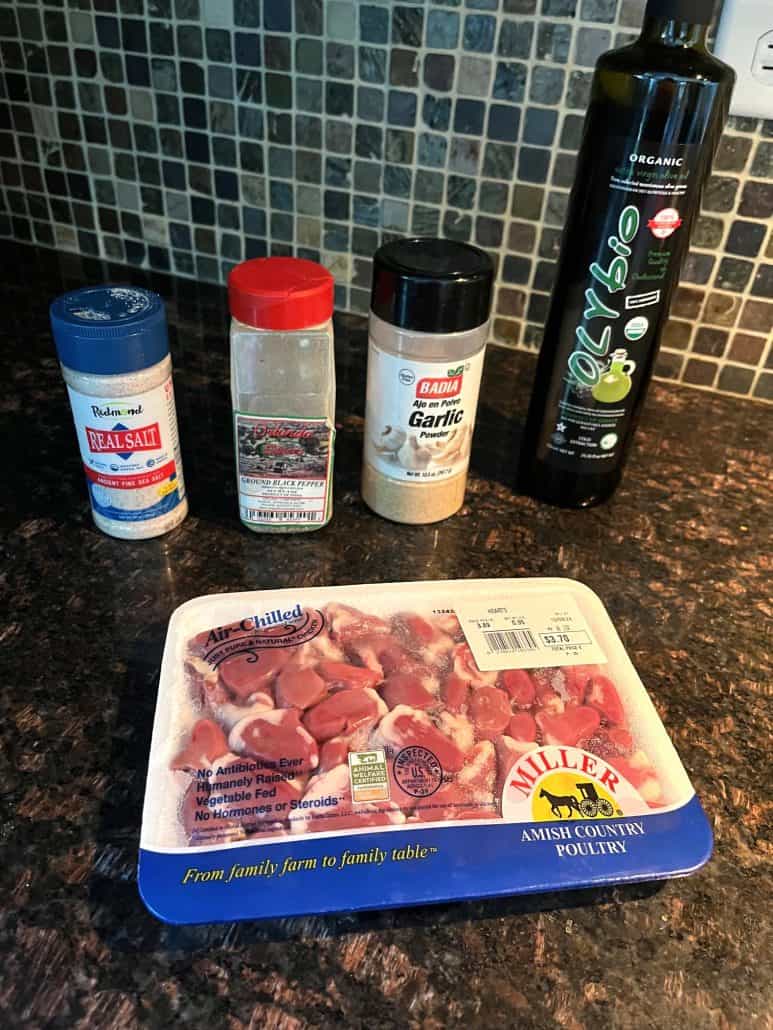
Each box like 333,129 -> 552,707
242,508 -> 322,523
483,628 -> 537,653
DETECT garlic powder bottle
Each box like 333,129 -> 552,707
50,285 -> 188,540
362,239 -> 493,524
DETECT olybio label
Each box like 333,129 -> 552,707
534,138 -> 700,472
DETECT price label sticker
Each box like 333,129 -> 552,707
455,594 -> 608,672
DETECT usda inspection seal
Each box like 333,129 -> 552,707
394,746 -> 443,798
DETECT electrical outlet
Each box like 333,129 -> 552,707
714,0 -> 773,118
752,30 -> 773,85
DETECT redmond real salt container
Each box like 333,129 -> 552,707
139,578 -> 712,924
50,285 -> 187,540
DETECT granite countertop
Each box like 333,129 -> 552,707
1,243 -> 770,1029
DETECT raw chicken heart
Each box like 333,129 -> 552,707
229,709 -> 318,774
303,688 -> 385,742
274,666 -> 328,709
508,712 -> 537,742
586,675 -> 626,725
500,669 -> 536,707
441,674 -> 469,713
469,687 -> 512,740
374,706 -> 467,772
316,661 -> 381,690
381,673 -> 436,710
171,718 -> 230,772
219,650 -> 288,701
536,706 -> 601,747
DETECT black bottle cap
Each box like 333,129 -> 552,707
644,0 -> 715,23
371,238 -> 494,334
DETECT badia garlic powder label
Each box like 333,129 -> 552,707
364,345 -> 486,483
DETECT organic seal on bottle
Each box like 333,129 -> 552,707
362,239 -> 494,524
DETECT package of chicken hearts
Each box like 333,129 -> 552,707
138,578 -> 712,923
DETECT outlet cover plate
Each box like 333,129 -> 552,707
714,0 -> 773,118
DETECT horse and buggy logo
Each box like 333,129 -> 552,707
537,778 -> 619,820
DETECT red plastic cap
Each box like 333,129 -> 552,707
228,257 -> 334,330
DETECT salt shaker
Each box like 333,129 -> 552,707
50,285 -> 188,540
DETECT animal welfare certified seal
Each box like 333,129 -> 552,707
393,746 -> 443,798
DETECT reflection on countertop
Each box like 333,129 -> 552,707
1,243 -> 770,1029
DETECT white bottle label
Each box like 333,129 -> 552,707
235,414 -> 334,526
67,375 -> 186,523
364,344 -> 486,483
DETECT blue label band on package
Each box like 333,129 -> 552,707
139,798 -> 712,925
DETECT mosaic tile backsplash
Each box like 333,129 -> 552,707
1,0 -> 771,402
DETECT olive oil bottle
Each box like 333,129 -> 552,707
518,0 -> 734,507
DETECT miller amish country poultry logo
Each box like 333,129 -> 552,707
501,746 -> 648,823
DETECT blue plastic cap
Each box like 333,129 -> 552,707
50,285 -> 170,375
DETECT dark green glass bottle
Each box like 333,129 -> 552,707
518,0 -> 734,507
